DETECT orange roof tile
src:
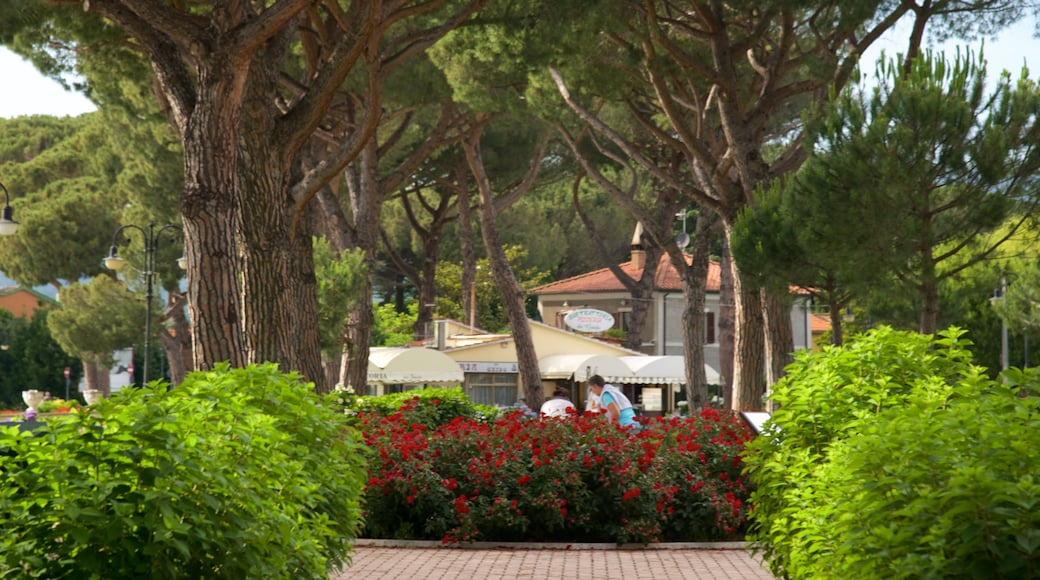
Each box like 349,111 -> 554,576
532,253 -> 721,295
810,313 -> 831,333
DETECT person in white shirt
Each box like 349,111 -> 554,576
540,386 -> 576,418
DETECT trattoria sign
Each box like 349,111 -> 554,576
563,308 -> 615,333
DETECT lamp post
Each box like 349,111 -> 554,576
103,223 -> 184,386
0,181 -> 19,236
990,275 -> 1009,372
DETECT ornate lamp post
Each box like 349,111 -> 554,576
103,223 -> 185,386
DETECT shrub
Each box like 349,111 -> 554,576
0,363 -> 367,579
805,372 -> 1040,579
37,398 -> 80,413
360,407 -> 753,544
743,326 -> 1016,579
344,387 -> 499,428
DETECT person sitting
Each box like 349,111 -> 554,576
587,374 -> 638,430
539,386 -> 576,418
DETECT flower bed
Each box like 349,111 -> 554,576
359,399 -> 753,545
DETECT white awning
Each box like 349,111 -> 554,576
538,354 -> 632,383
367,347 -> 464,385
619,356 -> 721,385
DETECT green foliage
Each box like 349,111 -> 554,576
46,275 -> 145,366
797,49 -> 1040,330
343,387 -> 499,428
0,363 -> 367,579
0,309 -> 80,408
801,374 -> 1040,579
743,326 -> 1004,579
36,397 -> 79,413
371,302 -> 417,347
434,246 -> 550,332
995,260 -> 1040,333
314,238 -> 367,356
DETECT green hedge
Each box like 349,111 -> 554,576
337,386 -> 500,427
744,326 -> 1040,579
0,363 -> 367,579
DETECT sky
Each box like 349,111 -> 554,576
0,17 -> 1035,119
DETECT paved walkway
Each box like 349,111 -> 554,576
332,541 -> 775,580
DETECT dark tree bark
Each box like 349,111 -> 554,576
719,238 -> 736,409
61,0 -> 482,391
462,119 -> 549,409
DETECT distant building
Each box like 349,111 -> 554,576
0,285 -> 57,319
530,234 -> 820,374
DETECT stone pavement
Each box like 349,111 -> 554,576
332,540 -> 775,580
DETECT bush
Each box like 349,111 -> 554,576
743,326 -> 1035,579
342,387 -> 500,428
806,372 -> 1040,579
0,363 -> 367,579
360,406 -> 753,544
37,398 -> 80,413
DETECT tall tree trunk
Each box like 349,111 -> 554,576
762,290 -> 795,406
829,301 -> 846,347
82,361 -> 102,395
179,59 -> 247,372
727,226 -> 766,411
719,237 -> 736,409
341,142 -> 382,394
679,212 -> 716,410
456,164 -> 479,329
463,132 -> 544,410
159,291 -> 191,386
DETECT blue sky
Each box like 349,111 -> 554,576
0,17 -> 1035,119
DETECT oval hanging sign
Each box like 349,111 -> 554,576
563,308 -> 615,332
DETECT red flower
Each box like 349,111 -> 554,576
406,495 -> 415,504
454,495 -> 470,514
622,488 -> 641,501
517,474 -> 531,486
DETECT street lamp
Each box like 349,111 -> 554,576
103,223 -> 185,386
0,181 -> 19,235
990,275 -> 1009,372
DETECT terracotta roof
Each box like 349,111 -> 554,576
532,253 -> 721,295
811,312 -> 832,333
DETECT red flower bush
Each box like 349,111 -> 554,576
360,403 -> 753,544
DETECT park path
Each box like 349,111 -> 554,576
331,540 -> 775,580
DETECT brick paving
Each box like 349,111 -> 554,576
331,541 -> 775,580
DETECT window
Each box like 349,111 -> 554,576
465,372 -> 519,406
705,311 -> 716,344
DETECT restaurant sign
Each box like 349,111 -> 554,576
563,308 -> 615,333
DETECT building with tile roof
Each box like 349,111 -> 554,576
530,240 -> 819,378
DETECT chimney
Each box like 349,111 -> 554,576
630,222 -> 646,269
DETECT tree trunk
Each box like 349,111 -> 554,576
82,361 -> 99,395
341,142 -> 383,394
719,237 -> 736,409
762,290 -> 795,408
727,226 -> 766,411
456,165 -> 479,329
679,212 -> 716,410
829,301 -> 846,347
463,134 -> 544,410
163,291 -> 192,386
180,61 -> 247,372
